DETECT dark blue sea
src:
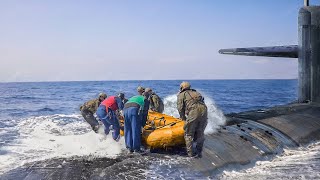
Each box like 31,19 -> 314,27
4,79 -> 318,179
0,79 -> 297,121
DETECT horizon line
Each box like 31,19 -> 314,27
0,78 -> 298,84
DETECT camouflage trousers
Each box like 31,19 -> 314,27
81,109 -> 99,131
183,104 -> 208,157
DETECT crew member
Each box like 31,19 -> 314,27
145,88 -> 164,113
177,82 -> 208,158
123,92 -> 150,153
80,93 -> 107,132
96,95 -> 124,141
137,86 -> 145,95
118,93 -> 128,104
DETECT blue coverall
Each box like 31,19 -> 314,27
124,107 -> 141,151
96,97 -> 123,141
124,98 -> 149,152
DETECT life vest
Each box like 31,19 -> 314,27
101,96 -> 118,111
126,95 -> 145,108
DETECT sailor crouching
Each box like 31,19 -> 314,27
80,93 -> 107,132
177,81 -> 208,158
96,95 -> 124,141
123,92 -> 150,154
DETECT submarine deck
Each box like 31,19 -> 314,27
1,102 -> 320,179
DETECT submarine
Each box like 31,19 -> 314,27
1,0 -> 320,179
194,0 -> 320,174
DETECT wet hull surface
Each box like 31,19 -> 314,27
2,103 -> 320,179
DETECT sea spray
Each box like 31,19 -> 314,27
219,142 -> 320,179
163,93 -> 226,134
163,94 -> 180,118
0,114 -> 125,174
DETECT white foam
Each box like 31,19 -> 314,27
0,94 -> 226,174
163,94 -> 181,118
0,114 -> 125,174
163,93 -> 226,134
220,142 -> 320,179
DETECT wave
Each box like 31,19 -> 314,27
163,93 -> 226,134
0,94 -> 226,174
0,114 -> 126,174
219,142 -> 320,179
37,107 -> 56,112
7,95 -> 38,100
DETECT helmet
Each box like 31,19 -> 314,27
145,88 -> 152,93
98,93 -> 107,99
180,81 -> 191,91
137,86 -> 145,92
118,93 -> 125,99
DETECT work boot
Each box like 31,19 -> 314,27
187,152 -> 197,157
126,147 -> 134,154
186,146 -> 195,157
92,125 -> 99,133
104,129 -> 110,135
196,145 -> 203,158
128,149 -> 134,154
114,134 -> 120,142
194,152 -> 202,158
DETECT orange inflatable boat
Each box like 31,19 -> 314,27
119,111 -> 185,149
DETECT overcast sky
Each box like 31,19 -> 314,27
0,0 -> 307,82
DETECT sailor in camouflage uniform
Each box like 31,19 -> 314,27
177,82 -> 208,158
145,88 -> 164,113
80,93 -> 107,132
137,86 -> 145,95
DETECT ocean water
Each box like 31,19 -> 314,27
1,79 -> 317,179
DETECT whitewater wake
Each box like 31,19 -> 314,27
219,142 -> 320,179
0,94 -> 226,174
0,114 -> 125,174
163,93 -> 226,134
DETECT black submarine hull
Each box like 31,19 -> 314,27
1,103 -> 320,179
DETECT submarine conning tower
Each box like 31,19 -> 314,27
219,0 -> 320,103
299,1 -> 320,103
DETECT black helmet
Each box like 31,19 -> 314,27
118,93 -> 125,99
